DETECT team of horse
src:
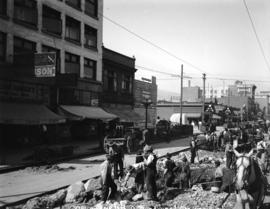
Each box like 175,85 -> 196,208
233,149 -> 267,209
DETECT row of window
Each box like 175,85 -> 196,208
0,0 -> 98,49
0,0 -> 98,18
0,32 -> 97,80
103,69 -> 133,94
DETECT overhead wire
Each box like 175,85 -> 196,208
101,8 -> 270,84
242,0 -> 270,73
101,13 -> 206,74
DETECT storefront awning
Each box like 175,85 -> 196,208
0,102 -> 66,125
60,105 -> 118,121
104,108 -> 142,123
185,113 -> 201,118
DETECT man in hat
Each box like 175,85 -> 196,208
143,145 -> 158,200
163,153 -> 176,187
190,136 -> 197,163
100,154 -> 117,203
174,153 -> 191,189
109,142 -> 124,179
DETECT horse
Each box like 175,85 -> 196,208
233,149 -> 266,209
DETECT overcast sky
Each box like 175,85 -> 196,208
103,0 -> 270,94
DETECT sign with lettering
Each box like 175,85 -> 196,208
34,52 -> 56,77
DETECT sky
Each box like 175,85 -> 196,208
103,0 -> 270,94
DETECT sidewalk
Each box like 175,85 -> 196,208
0,137 -> 190,207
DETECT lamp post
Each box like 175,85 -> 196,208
142,98 -> 152,129
206,104 -> 214,123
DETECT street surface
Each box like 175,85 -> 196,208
0,137 -> 190,207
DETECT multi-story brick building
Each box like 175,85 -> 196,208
101,47 -> 141,127
0,0 -> 115,152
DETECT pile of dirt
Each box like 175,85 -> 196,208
23,165 -> 76,174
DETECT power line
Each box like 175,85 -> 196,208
242,0 -> 270,73
101,13 -> 206,74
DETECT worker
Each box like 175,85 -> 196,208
190,136 -> 197,163
100,154 -> 117,203
143,145 -> 158,200
174,153 -> 191,189
163,153 -> 176,187
123,150 -> 145,193
225,142 -> 233,169
213,160 -> 224,192
109,143 -> 124,179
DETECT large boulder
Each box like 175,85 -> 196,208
84,178 -> 101,192
65,181 -> 86,203
47,189 -> 67,207
23,197 -> 48,209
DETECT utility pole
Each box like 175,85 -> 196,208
180,64 -> 183,125
202,73 -> 206,124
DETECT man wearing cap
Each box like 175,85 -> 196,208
163,153 -> 176,187
109,143 -> 124,179
100,155 -> 117,203
143,145 -> 158,200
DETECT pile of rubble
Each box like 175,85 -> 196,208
18,150 -> 236,209
23,165 -> 76,174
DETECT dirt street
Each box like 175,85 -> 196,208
0,137 -> 190,207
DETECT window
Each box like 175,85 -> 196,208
14,0 -> 37,27
104,70 -> 117,92
0,32 -> 6,62
0,0 -> 7,16
85,0 -> 97,18
84,58 -> 96,80
13,36 -> 36,64
65,52 -> 80,75
14,36 -> 36,54
84,25 -> 97,49
66,0 -> 81,10
42,45 -> 61,74
65,16 -> 80,43
122,74 -> 132,93
42,5 -> 62,36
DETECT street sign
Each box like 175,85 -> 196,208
34,52 -> 56,77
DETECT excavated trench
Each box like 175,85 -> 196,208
11,150 -> 237,209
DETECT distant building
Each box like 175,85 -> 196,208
228,81 -> 256,98
182,86 -> 202,102
134,77 -> 157,128
206,86 -> 228,99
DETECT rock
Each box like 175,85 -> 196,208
65,181 -> 86,203
132,193 -> 143,201
84,178 -> 101,192
23,197 -> 48,209
47,189 -> 67,207
93,190 -> 103,201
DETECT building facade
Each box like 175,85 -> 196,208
0,0 -> 108,151
134,77 -> 158,128
101,47 -> 141,125
0,0 -> 103,106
